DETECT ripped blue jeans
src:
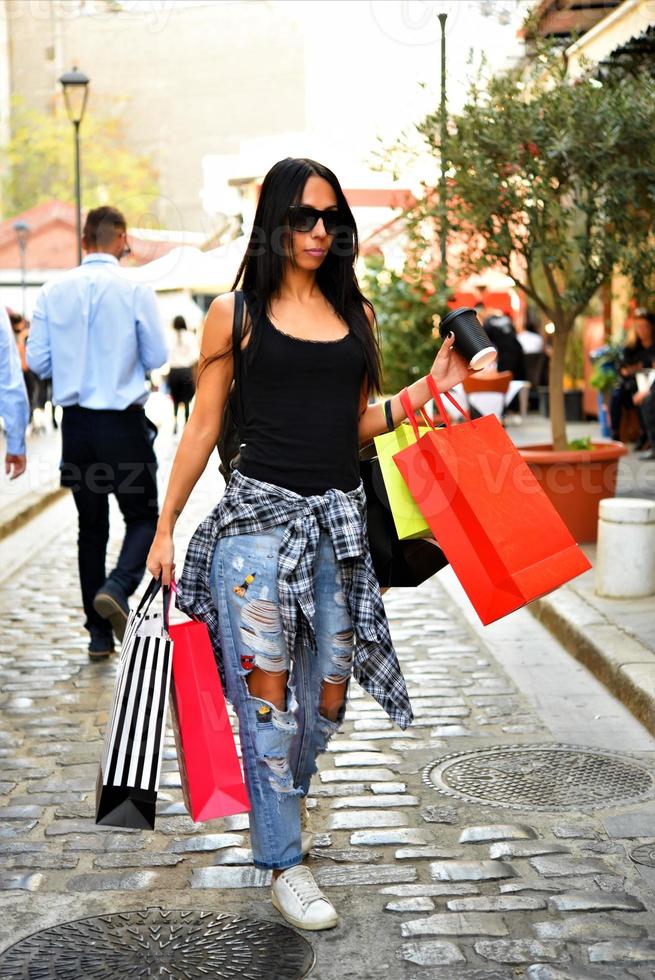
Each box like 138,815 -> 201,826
210,525 -> 354,870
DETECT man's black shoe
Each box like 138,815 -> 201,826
634,435 -> 649,452
93,582 -> 130,641
639,449 -> 655,461
88,629 -> 115,661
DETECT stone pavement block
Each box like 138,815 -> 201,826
329,794 -> 418,809
458,823 -> 537,844
191,867 -> 270,888
395,847 -> 462,860
64,870 -> 160,891
333,751 -> 401,767
328,809 -> 407,830
475,939 -> 568,964
447,895 -> 547,912
588,939 -> 655,963
526,966 -> 627,980
319,768 -> 395,782
0,821 -> 37,837
400,911 -> 508,938
210,848 -> 254,865
430,860 -> 516,881
490,841 -> 570,859
0,873 -> 44,890
6,854 -> 80,870
396,940 -> 466,965
385,896 -> 435,912
168,833 -> 245,852
381,883 -> 481,897
314,848 -> 381,864
533,912 -> 647,940
529,855 -> 611,877
350,828 -> 430,846
552,823 -> 600,839
93,853 -> 185,868
548,891 -> 646,913
603,805 -> 655,838
0,805 -> 43,820
308,783 -> 366,797
421,805 -> 459,824
315,864 -> 417,886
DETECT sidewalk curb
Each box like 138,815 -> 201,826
0,485 -> 66,542
530,588 -> 655,737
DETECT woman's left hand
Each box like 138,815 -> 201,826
430,332 -> 474,393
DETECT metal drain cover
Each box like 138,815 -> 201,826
423,743 -> 655,811
0,907 -> 315,979
629,842 -> 655,869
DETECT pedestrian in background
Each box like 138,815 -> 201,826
483,311 -> 527,380
166,315 -> 198,433
8,311 -> 39,423
146,157 -> 470,932
611,308 -> 655,448
27,206 -> 168,660
0,304 -> 29,480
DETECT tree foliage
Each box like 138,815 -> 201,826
391,47 -> 655,449
364,253 -> 440,395
2,97 -> 159,219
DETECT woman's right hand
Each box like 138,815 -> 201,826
146,529 -> 175,587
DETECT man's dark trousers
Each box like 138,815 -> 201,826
61,405 -> 158,640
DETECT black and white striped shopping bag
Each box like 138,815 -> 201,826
95,579 -> 173,829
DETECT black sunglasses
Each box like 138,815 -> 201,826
288,205 -> 342,235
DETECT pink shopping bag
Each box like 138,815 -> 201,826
169,619 -> 250,822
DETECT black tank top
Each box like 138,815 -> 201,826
236,299 -> 366,496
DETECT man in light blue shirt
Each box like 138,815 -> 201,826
0,303 -> 29,480
27,206 -> 168,659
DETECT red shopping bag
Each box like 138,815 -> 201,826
393,378 -> 591,625
169,619 -> 250,822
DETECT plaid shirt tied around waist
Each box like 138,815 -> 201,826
176,469 -> 413,729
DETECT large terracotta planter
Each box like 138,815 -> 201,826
518,441 -> 628,543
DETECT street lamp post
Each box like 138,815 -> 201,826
58,67 -> 90,265
13,220 -> 30,318
437,12 -> 448,301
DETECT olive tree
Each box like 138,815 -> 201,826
398,49 -> 655,450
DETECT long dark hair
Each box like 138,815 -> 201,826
216,157 -> 381,393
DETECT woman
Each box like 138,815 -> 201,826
610,308 -> 655,447
167,315 -> 199,433
146,157 -> 470,932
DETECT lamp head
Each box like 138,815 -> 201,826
59,67 -> 90,125
12,220 -> 30,249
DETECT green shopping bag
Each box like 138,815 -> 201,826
373,389 -> 435,540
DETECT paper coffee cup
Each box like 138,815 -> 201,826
439,307 -> 497,370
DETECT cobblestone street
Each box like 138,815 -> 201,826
1,445 -> 655,979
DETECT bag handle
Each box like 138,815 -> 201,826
425,374 -> 471,426
133,577 -> 172,633
398,388 -> 433,440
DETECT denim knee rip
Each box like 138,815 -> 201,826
251,695 -> 302,798
236,596 -> 303,798
323,627 -> 354,685
239,598 -> 287,673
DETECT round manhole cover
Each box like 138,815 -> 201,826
0,907 -> 315,979
629,842 -> 655,868
423,743 -> 655,811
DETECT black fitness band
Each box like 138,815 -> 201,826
384,398 -> 395,432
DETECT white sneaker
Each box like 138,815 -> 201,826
271,865 -> 338,931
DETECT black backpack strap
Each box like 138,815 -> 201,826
232,290 -> 244,382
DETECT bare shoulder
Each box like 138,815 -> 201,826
201,292 -> 236,353
362,299 -> 376,328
